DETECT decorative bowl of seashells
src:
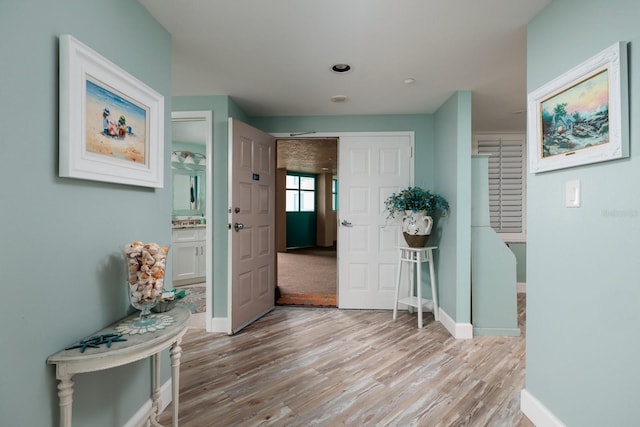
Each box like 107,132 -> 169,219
124,241 -> 170,323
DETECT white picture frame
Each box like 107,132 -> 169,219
59,34 -> 164,188
527,42 -> 628,174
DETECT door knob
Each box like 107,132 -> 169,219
234,222 -> 244,232
341,220 -> 353,227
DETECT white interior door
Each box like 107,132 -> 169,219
338,133 -> 413,309
228,118 -> 275,334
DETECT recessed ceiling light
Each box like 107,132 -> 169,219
403,77 -> 416,84
330,95 -> 349,103
331,63 -> 352,73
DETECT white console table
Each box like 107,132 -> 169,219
393,246 -> 440,328
47,306 -> 191,427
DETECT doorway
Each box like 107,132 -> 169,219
275,138 -> 338,307
170,111 -> 212,330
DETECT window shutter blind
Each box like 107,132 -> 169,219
474,134 -> 526,240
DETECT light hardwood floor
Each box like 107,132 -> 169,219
160,295 -> 532,426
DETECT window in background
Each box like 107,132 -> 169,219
286,173 -> 316,212
332,179 -> 338,211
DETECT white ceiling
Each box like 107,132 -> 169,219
139,0 -> 550,132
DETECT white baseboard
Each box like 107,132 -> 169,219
158,380 -> 172,416
520,389 -> 566,427
124,379 -> 172,427
473,326 -> 521,336
210,317 -> 229,333
517,282 -> 527,293
438,307 -> 473,339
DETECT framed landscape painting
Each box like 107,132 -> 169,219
527,42 -> 628,173
59,34 -> 164,188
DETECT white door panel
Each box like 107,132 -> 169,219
338,133 -> 413,309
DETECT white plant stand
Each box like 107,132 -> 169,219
393,246 -> 439,328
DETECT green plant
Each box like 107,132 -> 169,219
384,186 -> 449,218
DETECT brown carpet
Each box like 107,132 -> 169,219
277,247 -> 337,306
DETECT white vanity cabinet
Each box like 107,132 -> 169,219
172,227 -> 206,285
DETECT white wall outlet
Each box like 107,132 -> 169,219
565,180 -> 581,208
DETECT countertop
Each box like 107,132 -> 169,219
171,219 -> 206,229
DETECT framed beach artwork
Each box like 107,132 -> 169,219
527,42 -> 628,173
59,34 -> 164,187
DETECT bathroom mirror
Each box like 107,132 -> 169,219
171,116 -> 209,217
173,169 -> 205,215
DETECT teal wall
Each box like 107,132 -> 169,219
286,212 -> 317,248
526,0 -> 640,425
508,242 -> 526,284
471,155 -> 519,336
433,91 -> 473,324
0,1 -> 171,426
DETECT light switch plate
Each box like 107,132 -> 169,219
566,180 -> 580,207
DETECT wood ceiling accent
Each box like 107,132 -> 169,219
276,138 -> 337,175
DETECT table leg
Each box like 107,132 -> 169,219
393,251 -> 404,320
57,374 -> 74,427
150,353 -> 161,425
428,249 -> 439,321
416,251 -> 423,328
408,252 -> 415,314
170,336 -> 184,427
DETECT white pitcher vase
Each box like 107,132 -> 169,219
402,210 -> 433,247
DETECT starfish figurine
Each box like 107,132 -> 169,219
65,333 -> 128,353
